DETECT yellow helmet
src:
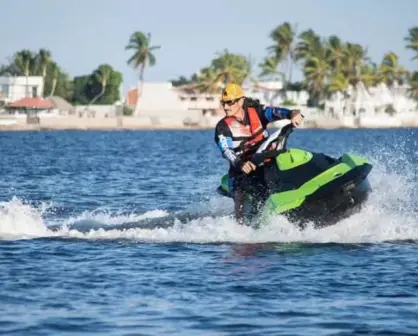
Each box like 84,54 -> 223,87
221,83 -> 244,102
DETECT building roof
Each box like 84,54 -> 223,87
7,97 -> 54,109
45,96 -> 75,112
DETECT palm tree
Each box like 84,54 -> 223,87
327,72 -> 349,95
36,49 -> 51,95
360,63 -> 381,87
303,49 -> 330,105
195,66 -> 223,93
295,29 -> 322,62
293,29 -> 328,105
49,63 -> 59,97
88,64 -> 112,104
258,56 -> 284,81
408,71 -> 418,100
268,22 -> 297,86
14,50 -> 36,97
326,35 -> 345,75
0,56 -> 21,76
379,51 -> 409,86
126,31 -> 161,116
405,27 -> 418,60
342,43 -> 369,86
211,49 -> 251,85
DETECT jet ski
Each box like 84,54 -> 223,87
217,120 -> 373,229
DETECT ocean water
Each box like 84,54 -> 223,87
0,126 -> 417,335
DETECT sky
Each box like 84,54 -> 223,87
1,0 -> 417,94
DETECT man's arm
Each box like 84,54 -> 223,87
255,103 -> 302,127
263,106 -> 293,123
214,121 -> 243,168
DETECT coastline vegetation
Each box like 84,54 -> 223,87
0,24 -> 417,109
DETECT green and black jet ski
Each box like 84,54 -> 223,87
217,120 -> 373,229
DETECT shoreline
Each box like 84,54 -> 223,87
1,123 -> 417,132
1,115 -> 418,132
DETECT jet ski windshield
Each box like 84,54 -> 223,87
252,121 -> 294,166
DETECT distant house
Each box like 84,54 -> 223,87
125,82 -> 222,116
0,76 -> 44,105
124,82 -> 189,113
123,80 -> 310,119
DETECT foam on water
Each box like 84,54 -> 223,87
1,146 -> 417,244
0,197 -> 52,240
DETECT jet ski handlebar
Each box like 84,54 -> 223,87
251,120 -> 295,166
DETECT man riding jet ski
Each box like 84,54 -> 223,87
214,84 -> 373,228
214,83 -> 303,223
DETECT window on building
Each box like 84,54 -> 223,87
1,84 -> 9,97
32,86 -> 38,97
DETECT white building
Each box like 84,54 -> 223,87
125,82 -> 205,125
0,76 -> 44,104
125,80 -> 310,119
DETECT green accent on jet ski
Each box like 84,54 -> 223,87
218,152 -> 370,215
261,153 -> 369,216
276,148 -> 313,171
218,149 -> 313,195
221,174 -> 229,193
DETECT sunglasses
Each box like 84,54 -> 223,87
221,97 -> 242,106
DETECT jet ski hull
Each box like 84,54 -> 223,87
261,162 -> 372,229
218,151 -> 373,229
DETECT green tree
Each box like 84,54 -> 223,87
36,48 -> 52,88
325,35 -> 345,75
327,72 -> 349,95
379,51 -> 408,85
171,76 -> 193,87
408,71 -> 418,100
210,49 -> 251,85
258,56 -> 284,81
88,64 -> 113,104
303,46 -> 329,106
295,29 -> 323,61
71,64 -> 122,105
42,61 -> 72,100
72,75 -> 90,105
194,66 -> 223,93
268,22 -> 297,86
126,31 -> 161,115
360,62 -> 380,88
13,49 -> 37,97
342,43 -> 369,86
1,49 -> 73,99
405,27 -> 418,60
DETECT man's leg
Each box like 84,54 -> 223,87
241,167 -> 268,215
231,176 -> 246,223
253,166 -> 269,203
234,184 -> 246,223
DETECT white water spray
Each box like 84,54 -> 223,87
0,150 -> 417,244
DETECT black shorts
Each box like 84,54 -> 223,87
230,167 -> 267,196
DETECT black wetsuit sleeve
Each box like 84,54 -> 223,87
214,120 -> 243,168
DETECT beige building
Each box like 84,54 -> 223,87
124,82 -> 206,125
125,80 -> 310,117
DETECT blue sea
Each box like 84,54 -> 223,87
0,126 -> 417,335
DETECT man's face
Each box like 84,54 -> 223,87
222,97 -> 244,117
